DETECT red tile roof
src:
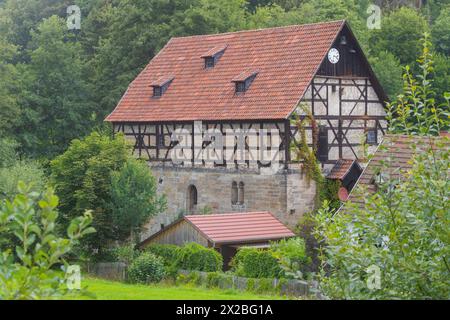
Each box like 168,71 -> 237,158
185,212 -> 295,244
344,134 -> 450,210
105,20 -> 346,122
327,159 -> 357,180
150,75 -> 175,87
231,69 -> 259,82
201,44 -> 228,58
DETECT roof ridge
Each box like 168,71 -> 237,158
170,20 -> 346,41
185,211 -> 270,218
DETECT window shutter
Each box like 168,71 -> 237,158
317,125 -> 328,162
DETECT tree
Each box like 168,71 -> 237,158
0,37 -> 20,137
369,7 -> 429,65
18,16 -> 94,158
369,51 -> 403,100
0,160 -> 46,201
110,159 -> 166,242
88,0 -> 197,119
50,130 -> 130,253
387,34 -> 449,136
433,53 -> 450,104
431,5 -> 450,56
0,0 -> 81,63
0,138 -> 18,168
314,141 -> 449,299
0,182 -> 95,299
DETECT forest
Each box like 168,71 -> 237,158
0,0 -> 449,300
0,0 -> 448,163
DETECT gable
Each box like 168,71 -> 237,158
315,24 -> 387,102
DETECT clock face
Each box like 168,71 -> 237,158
328,48 -> 340,64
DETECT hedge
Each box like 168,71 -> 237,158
231,247 -> 284,278
145,243 -> 223,273
176,243 -> 223,272
146,244 -> 180,266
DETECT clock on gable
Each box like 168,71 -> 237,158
328,48 -> 340,64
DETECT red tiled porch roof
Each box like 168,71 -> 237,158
327,159 -> 357,180
105,20 -> 346,122
185,212 -> 295,244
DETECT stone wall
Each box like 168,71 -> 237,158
140,165 -> 316,241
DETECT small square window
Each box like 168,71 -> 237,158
236,81 -> 246,93
205,57 -> 215,68
153,86 -> 162,97
366,129 -> 377,145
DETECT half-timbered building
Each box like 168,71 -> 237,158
105,20 -> 388,239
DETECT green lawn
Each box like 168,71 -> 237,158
69,277 -> 285,300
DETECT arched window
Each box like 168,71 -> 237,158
231,181 -> 238,205
238,182 -> 245,205
187,185 -> 197,213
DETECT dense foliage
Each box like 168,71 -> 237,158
0,183 -> 95,299
176,243 -> 223,272
0,1 -> 447,160
110,159 -> 166,242
270,238 -> 311,279
145,244 -> 181,267
231,247 -> 284,278
314,142 -> 450,299
50,131 -> 130,252
387,34 -> 449,135
127,252 -> 165,284
50,131 -> 163,256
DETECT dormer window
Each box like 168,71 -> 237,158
201,44 -> 227,69
150,75 -> 174,98
232,70 -> 258,94
153,86 -> 162,97
205,57 -> 215,68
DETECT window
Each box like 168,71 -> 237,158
205,57 -> 215,68
153,86 -> 162,97
157,134 -> 164,147
151,76 -> 174,98
238,182 -> 245,205
366,128 -> 377,145
235,81 -> 246,93
202,45 -> 226,69
232,71 -> 258,94
187,185 -> 198,213
231,181 -> 238,205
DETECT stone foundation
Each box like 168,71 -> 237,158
140,165 -> 316,241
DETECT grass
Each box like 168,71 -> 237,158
69,277 -> 286,300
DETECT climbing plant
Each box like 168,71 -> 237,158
290,104 -> 340,209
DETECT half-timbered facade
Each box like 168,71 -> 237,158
105,20 -> 388,239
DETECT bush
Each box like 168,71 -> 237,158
113,244 -> 140,265
270,238 -> 311,279
176,243 -> 223,272
127,252 -> 165,284
146,244 -> 180,266
232,248 -> 283,278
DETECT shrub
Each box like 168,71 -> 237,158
270,238 -> 311,279
206,272 -> 221,288
176,243 -> 223,272
0,182 -> 95,299
113,244 -> 140,265
127,252 -> 165,284
146,244 -> 180,267
232,248 -> 283,278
